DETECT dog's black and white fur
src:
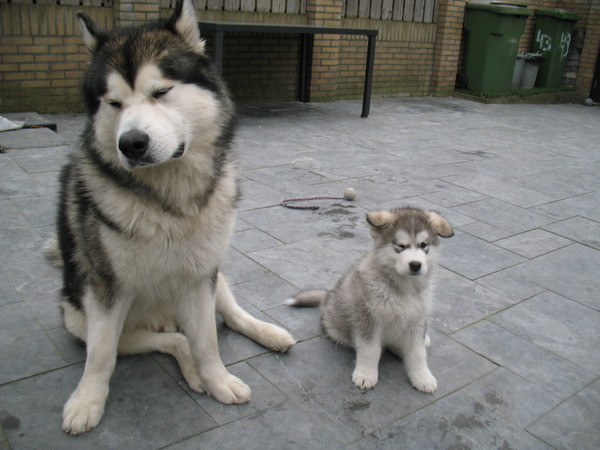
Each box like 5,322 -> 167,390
54,0 -> 294,434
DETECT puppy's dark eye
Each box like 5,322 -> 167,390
107,100 -> 122,109
419,242 -> 429,250
152,87 -> 172,99
394,244 -> 407,253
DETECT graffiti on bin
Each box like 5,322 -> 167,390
536,30 -> 572,59
559,31 -> 571,58
536,29 -> 552,52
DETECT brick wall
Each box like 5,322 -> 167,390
0,3 -> 112,113
1,0 -> 598,113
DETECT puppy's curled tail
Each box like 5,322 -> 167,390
285,290 -> 327,307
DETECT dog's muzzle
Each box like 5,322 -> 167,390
119,129 -> 149,161
172,143 -> 185,158
409,261 -> 422,274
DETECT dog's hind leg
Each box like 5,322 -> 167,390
117,330 -> 204,394
215,272 -> 295,353
62,290 -> 132,435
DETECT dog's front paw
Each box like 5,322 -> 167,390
352,368 -> 378,390
62,388 -> 107,435
256,323 -> 296,353
410,371 -> 437,394
208,373 -> 252,404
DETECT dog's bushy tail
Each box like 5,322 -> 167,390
43,236 -> 63,267
285,290 -> 327,307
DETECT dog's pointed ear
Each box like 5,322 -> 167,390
77,12 -> 107,53
367,211 -> 393,229
169,0 -> 205,54
428,211 -> 454,238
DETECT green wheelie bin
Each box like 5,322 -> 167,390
533,9 -> 579,88
463,2 -> 532,93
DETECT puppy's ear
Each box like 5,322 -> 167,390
77,12 -> 107,53
428,211 -> 454,238
366,211 -> 393,231
169,0 -> 205,54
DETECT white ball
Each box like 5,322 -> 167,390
584,98 -> 594,106
344,187 -> 356,201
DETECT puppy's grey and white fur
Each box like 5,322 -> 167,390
287,207 -> 453,393
54,0 -> 294,435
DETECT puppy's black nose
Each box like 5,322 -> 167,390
409,261 -> 422,273
119,130 -> 149,160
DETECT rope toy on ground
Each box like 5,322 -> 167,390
280,188 -> 356,210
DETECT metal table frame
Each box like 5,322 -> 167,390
198,21 -> 378,118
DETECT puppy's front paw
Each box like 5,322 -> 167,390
62,388 -> 107,435
410,371 -> 437,394
208,373 -> 252,404
352,368 -> 378,390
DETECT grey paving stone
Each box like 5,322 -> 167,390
527,378 -> 600,450
167,401 -> 344,450
542,216 -> 600,250
46,326 -> 87,365
183,361 -> 289,426
491,291 -> 600,373
0,128 -> 66,149
9,195 -> 58,229
531,191 -> 600,222
429,267 -> 515,335
458,220 -> 514,242
239,203 -> 367,245
452,198 -> 555,234
0,357 -> 216,449
3,247 -> 63,329
443,172 -> 555,208
237,176 -> 287,211
0,302 -> 66,384
267,303 -> 323,342
350,387 -> 552,450
249,332 -> 495,444
231,227 -> 283,254
510,244 -> 600,310
475,265 -> 546,302
221,247 -> 272,285
2,99 -> 599,449
0,157 -> 53,200
248,236 -> 367,290
457,367 -> 562,427
510,167 -> 593,200
8,145 -> 71,174
230,273 -> 300,312
453,321 -> 597,399
438,230 -> 526,280
0,200 -> 46,253
494,228 -> 573,258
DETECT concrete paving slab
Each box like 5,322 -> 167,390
526,378 -> 600,450
1,98 -> 599,448
490,290 -> 600,372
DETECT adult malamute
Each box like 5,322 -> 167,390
56,0 -> 294,435
287,208 -> 453,393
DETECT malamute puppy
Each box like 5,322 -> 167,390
287,208 -> 453,393
55,0 -> 294,435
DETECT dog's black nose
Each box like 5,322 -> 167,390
119,130 -> 149,160
409,262 -> 422,273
